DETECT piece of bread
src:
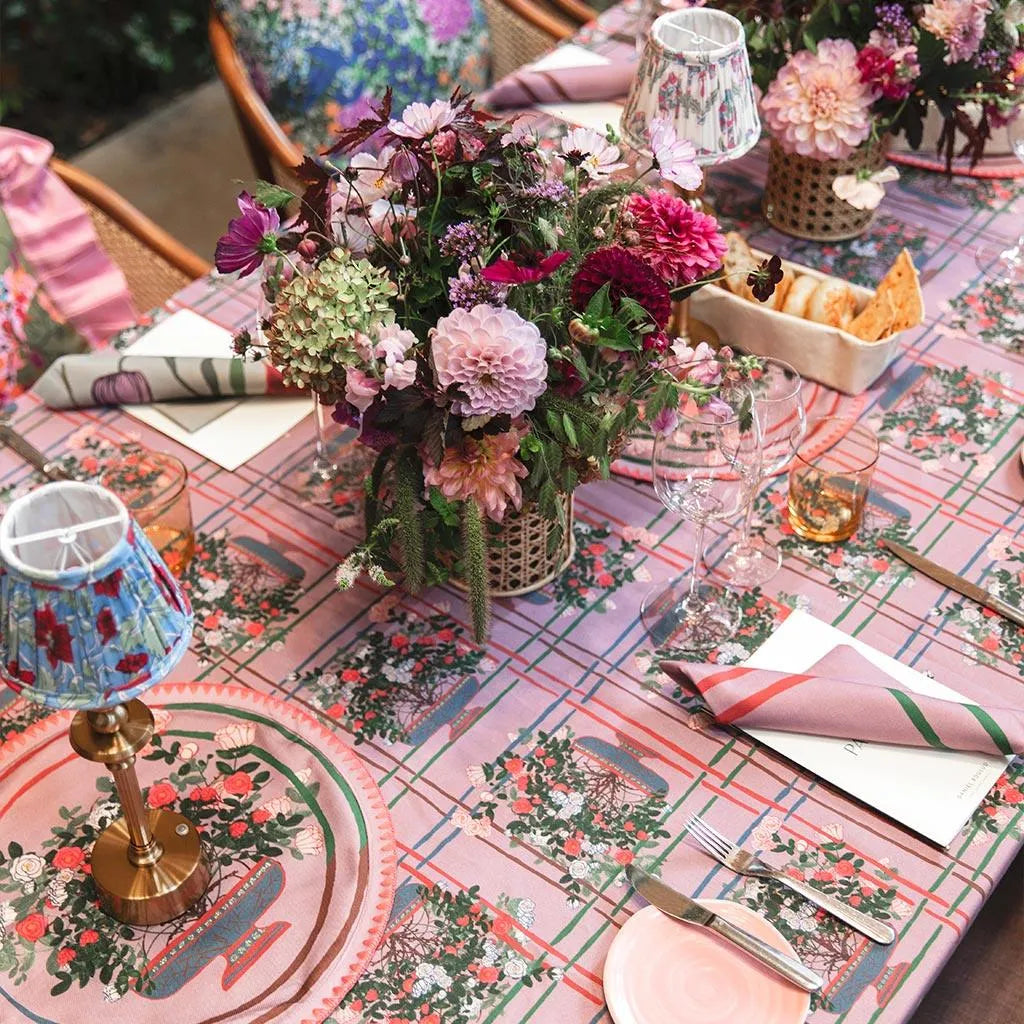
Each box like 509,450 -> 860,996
721,232 -> 757,295
875,248 -> 924,332
763,265 -> 795,311
807,279 -> 857,328
780,274 -> 817,318
848,290 -> 896,341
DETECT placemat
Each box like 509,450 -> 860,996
0,683 -> 396,1024
613,380 -> 868,482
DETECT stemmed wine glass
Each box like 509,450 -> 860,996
641,381 -> 761,652
707,357 -> 806,587
976,113 -> 1024,283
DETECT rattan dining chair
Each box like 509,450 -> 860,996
208,0 -> 577,184
50,159 -> 210,314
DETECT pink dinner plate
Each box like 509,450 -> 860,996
604,901 -> 812,1024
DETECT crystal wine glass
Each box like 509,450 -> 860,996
976,114 -> 1024,283
641,383 -> 761,652
707,357 -> 806,587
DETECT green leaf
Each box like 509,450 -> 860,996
561,412 -> 578,448
251,180 -> 296,209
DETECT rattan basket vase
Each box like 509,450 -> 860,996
453,493 -> 576,598
762,136 -> 887,241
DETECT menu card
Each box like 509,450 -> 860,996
741,610 -> 1011,846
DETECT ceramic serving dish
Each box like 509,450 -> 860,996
689,249 -> 915,395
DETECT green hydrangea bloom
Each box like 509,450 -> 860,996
265,248 -> 397,393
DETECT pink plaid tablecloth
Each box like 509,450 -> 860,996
1,7 -> 1023,1021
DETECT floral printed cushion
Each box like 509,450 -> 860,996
216,0 -> 491,154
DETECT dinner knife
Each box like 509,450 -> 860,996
881,539 -> 1024,629
625,866 -> 823,993
0,424 -> 73,481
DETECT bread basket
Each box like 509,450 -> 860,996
689,251 -> 907,395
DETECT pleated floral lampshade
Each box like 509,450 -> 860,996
621,8 -> 761,165
0,481 -> 193,710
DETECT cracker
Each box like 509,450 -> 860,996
848,290 -> 896,341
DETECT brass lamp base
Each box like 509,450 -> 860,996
92,810 -> 210,926
70,699 -> 211,927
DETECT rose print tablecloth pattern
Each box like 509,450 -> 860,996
0,684 -> 396,1024
2,5 -> 1024,1020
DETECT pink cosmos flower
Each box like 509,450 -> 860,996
761,39 -> 875,160
623,191 -> 727,287
431,304 -> 548,418
215,192 -> 281,276
560,127 -> 629,179
338,146 -> 398,208
388,99 -> 457,139
919,0 -> 991,64
345,367 -> 380,412
647,118 -> 702,191
480,250 -> 572,284
423,430 -> 528,521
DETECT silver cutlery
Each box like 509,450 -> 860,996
0,424 -> 73,481
626,864 -> 823,993
686,813 -> 896,945
881,539 -> 1024,629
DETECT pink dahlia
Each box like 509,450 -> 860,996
622,192 -> 727,288
919,0 -> 991,65
761,39 -> 875,160
423,430 -> 528,522
431,304 -> 547,418
570,246 -> 672,327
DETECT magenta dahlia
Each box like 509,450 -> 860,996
622,192 -> 727,288
570,246 -> 672,328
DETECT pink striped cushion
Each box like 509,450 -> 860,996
0,129 -> 137,347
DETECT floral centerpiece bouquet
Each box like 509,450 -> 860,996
722,0 -> 1024,235
216,91 -> 775,638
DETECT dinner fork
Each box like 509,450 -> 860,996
686,813 -> 897,945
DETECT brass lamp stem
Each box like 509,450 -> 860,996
109,760 -> 164,866
71,700 -> 210,925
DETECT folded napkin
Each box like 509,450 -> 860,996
663,645 -> 1024,757
480,61 -> 637,110
32,353 -> 291,409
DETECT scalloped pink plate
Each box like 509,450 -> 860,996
604,901 -> 811,1024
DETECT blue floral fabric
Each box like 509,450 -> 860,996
217,0 -> 491,153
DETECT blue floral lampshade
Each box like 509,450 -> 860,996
0,481 -> 193,710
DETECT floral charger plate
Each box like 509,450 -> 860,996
0,683 -> 396,1023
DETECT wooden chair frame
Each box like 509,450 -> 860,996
207,0 -> 581,182
51,159 -> 210,280
209,7 -> 303,181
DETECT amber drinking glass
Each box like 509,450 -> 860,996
787,419 -> 879,543
102,451 -> 195,575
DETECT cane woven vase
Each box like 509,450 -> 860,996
454,493 -> 576,597
762,136 -> 888,241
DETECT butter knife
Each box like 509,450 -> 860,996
0,424 -> 73,481
882,539 -> 1024,629
626,866 -> 823,993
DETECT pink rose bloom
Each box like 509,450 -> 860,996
345,367 -> 380,412
431,304 -> 548,418
762,39 -> 875,160
422,430 -> 529,522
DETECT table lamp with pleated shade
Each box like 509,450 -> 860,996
0,481 -> 209,925
621,8 -> 761,167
